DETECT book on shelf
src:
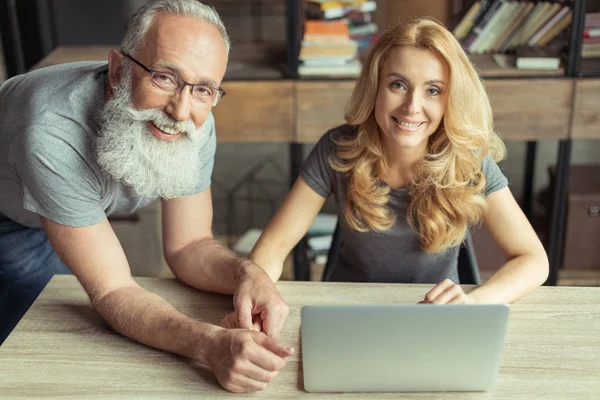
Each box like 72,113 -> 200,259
527,4 -> 571,46
462,0 -> 504,51
299,0 -> 377,77
304,19 -> 351,42
453,1 -> 482,40
515,45 -> 561,70
584,12 -> 600,28
581,12 -> 600,60
582,43 -> 600,59
469,0 -> 518,54
298,59 -> 362,77
583,28 -> 600,38
306,0 -> 376,20
535,9 -> 572,47
455,0 -> 572,54
495,2 -> 535,52
299,40 -> 358,59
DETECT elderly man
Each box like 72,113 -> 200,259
0,0 -> 292,393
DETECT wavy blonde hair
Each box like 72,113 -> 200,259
331,18 -> 506,253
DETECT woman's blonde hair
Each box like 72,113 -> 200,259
331,17 -> 506,253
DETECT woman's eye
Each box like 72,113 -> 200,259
427,87 -> 441,95
391,81 -> 405,90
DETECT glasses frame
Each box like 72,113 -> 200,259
120,51 -> 226,106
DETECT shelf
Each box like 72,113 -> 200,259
579,58 -> 600,77
485,79 -> 572,141
469,54 -> 566,79
295,81 -> 355,143
571,78 -> 600,139
31,45 -> 286,80
31,45 -> 113,70
294,78 -> 573,143
213,81 -> 294,143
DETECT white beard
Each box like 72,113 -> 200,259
95,68 -> 210,199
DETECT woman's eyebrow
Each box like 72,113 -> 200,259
387,72 -> 446,86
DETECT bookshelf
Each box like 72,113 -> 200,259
2,0 -> 599,284
578,0 -> 600,77
285,0 -> 598,285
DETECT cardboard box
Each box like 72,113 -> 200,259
561,165 -> 600,269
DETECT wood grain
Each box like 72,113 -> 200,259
296,81 -> 355,143
212,81 -> 294,143
1,275 -> 599,399
31,47 -> 578,144
571,79 -> 600,139
485,79 -> 573,141
31,46 -> 113,70
469,54 -> 566,78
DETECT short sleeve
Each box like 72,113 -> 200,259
482,154 -> 508,196
300,130 -> 337,199
13,126 -> 105,227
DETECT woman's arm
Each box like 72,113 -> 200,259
250,176 -> 327,281
423,186 -> 549,304
468,186 -> 549,303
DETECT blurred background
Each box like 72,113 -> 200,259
1,0 -> 599,285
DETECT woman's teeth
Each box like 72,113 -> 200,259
393,117 -> 421,128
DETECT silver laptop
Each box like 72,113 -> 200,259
301,304 -> 509,392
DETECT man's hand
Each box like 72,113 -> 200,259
222,312 -> 262,331
420,279 -> 473,304
231,262 -> 290,340
206,328 -> 294,393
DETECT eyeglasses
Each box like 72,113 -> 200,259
121,51 -> 226,107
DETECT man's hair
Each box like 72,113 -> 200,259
121,0 -> 230,56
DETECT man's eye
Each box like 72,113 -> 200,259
194,86 -> 212,96
155,73 -> 174,83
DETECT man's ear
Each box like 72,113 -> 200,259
107,49 -> 123,88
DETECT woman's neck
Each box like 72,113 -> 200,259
380,138 -> 427,189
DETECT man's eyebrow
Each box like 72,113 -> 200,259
155,62 -> 219,87
387,72 -> 446,86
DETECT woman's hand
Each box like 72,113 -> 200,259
420,279 -> 473,304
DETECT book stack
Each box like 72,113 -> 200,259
299,0 -> 378,77
515,45 -> 561,70
454,1 -> 572,55
582,13 -> 600,59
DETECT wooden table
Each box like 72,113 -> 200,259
1,276 -> 599,399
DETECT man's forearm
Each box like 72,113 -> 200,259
168,238 -> 258,295
92,285 -> 221,364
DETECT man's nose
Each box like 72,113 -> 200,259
165,86 -> 192,122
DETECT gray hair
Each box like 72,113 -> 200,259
121,0 -> 230,56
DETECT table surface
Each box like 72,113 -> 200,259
1,275 -> 599,399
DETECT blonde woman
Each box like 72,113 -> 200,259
251,18 -> 549,308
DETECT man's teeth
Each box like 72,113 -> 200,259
394,117 -> 420,128
157,125 -> 181,135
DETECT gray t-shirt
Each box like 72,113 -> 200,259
0,62 -> 216,228
300,125 -> 508,284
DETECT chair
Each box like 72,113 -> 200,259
322,222 -> 481,285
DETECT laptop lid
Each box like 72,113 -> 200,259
301,304 -> 510,392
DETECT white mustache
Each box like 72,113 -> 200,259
126,107 -> 196,137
